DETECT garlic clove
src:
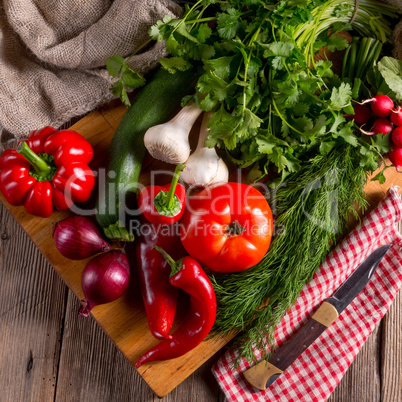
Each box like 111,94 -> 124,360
181,111 -> 229,187
181,149 -> 229,187
144,103 -> 202,164
144,124 -> 191,164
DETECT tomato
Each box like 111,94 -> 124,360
180,182 -> 273,273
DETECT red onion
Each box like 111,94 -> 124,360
79,250 -> 130,317
52,216 -> 110,260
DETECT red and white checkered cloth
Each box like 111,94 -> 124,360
212,187 -> 402,402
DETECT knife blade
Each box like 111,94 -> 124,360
243,244 -> 391,391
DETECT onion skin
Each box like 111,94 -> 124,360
79,250 -> 130,317
52,216 -> 110,260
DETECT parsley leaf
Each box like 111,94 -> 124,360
330,82 -> 352,110
106,56 -> 145,106
327,35 -> 349,52
105,56 -> 125,77
159,57 -> 192,73
121,65 -> 146,88
217,8 -> 243,39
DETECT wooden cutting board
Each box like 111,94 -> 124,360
1,99 -> 401,397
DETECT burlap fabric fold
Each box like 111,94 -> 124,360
0,0 -> 182,147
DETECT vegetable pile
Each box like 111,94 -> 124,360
102,0 -> 401,363
135,177 -> 271,364
111,0 -> 398,183
2,0 -> 402,369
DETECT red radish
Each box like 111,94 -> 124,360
52,216 -> 110,260
347,104 -> 371,125
363,95 -> 394,117
79,250 -> 130,317
391,106 -> 402,126
392,127 -> 402,147
372,118 -> 393,135
388,146 -> 402,172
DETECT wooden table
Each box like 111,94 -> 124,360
1,200 -> 401,401
0,113 -> 401,401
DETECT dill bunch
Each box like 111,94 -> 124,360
211,144 -> 369,364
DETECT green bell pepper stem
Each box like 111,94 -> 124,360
166,164 -> 185,209
17,141 -> 52,177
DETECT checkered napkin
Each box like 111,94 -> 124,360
212,187 -> 402,402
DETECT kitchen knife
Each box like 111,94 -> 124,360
243,244 -> 391,391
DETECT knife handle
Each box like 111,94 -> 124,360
243,302 -> 338,390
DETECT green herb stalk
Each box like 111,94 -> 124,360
211,143 -> 368,364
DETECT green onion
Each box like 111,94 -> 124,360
294,0 -> 398,65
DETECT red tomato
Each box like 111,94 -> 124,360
180,182 -> 273,273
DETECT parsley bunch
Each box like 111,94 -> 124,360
145,0 -> 397,181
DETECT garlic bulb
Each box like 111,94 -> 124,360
144,103 -> 202,164
181,111 -> 229,187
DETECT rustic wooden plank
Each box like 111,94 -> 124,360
381,221 -> 402,402
54,293 -> 223,401
54,293 -> 142,401
0,203 -> 68,402
381,290 -> 402,402
328,324 -> 382,402
329,215 -> 402,401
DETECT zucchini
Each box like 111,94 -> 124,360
96,68 -> 198,241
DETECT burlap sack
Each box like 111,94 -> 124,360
0,0 -> 183,147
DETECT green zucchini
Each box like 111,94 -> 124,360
96,68 -> 198,241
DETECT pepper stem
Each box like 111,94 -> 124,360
17,141 -> 52,177
153,245 -> 183,276
166,164 -> 185,209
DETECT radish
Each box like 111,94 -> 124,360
363,95 -> 394,117
391,106 -> 402,126
347,104 -> 371,125
388,146 -> 402,172
372,118 -> 393,135
392,127 -> 402,147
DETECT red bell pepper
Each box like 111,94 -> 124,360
135,220 -> 186,340
138,164 -> 186,225
180,182 -> 273,273
0,126 -> 95,218
136,247 -> 217,367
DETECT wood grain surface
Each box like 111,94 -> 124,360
0,103 -> 401,400
1,202 -> 401,401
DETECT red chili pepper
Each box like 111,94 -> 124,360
135,220 -> 186,340
135,246 -> 217,367
138,164 -> 186,225
0,126 -> 95,218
